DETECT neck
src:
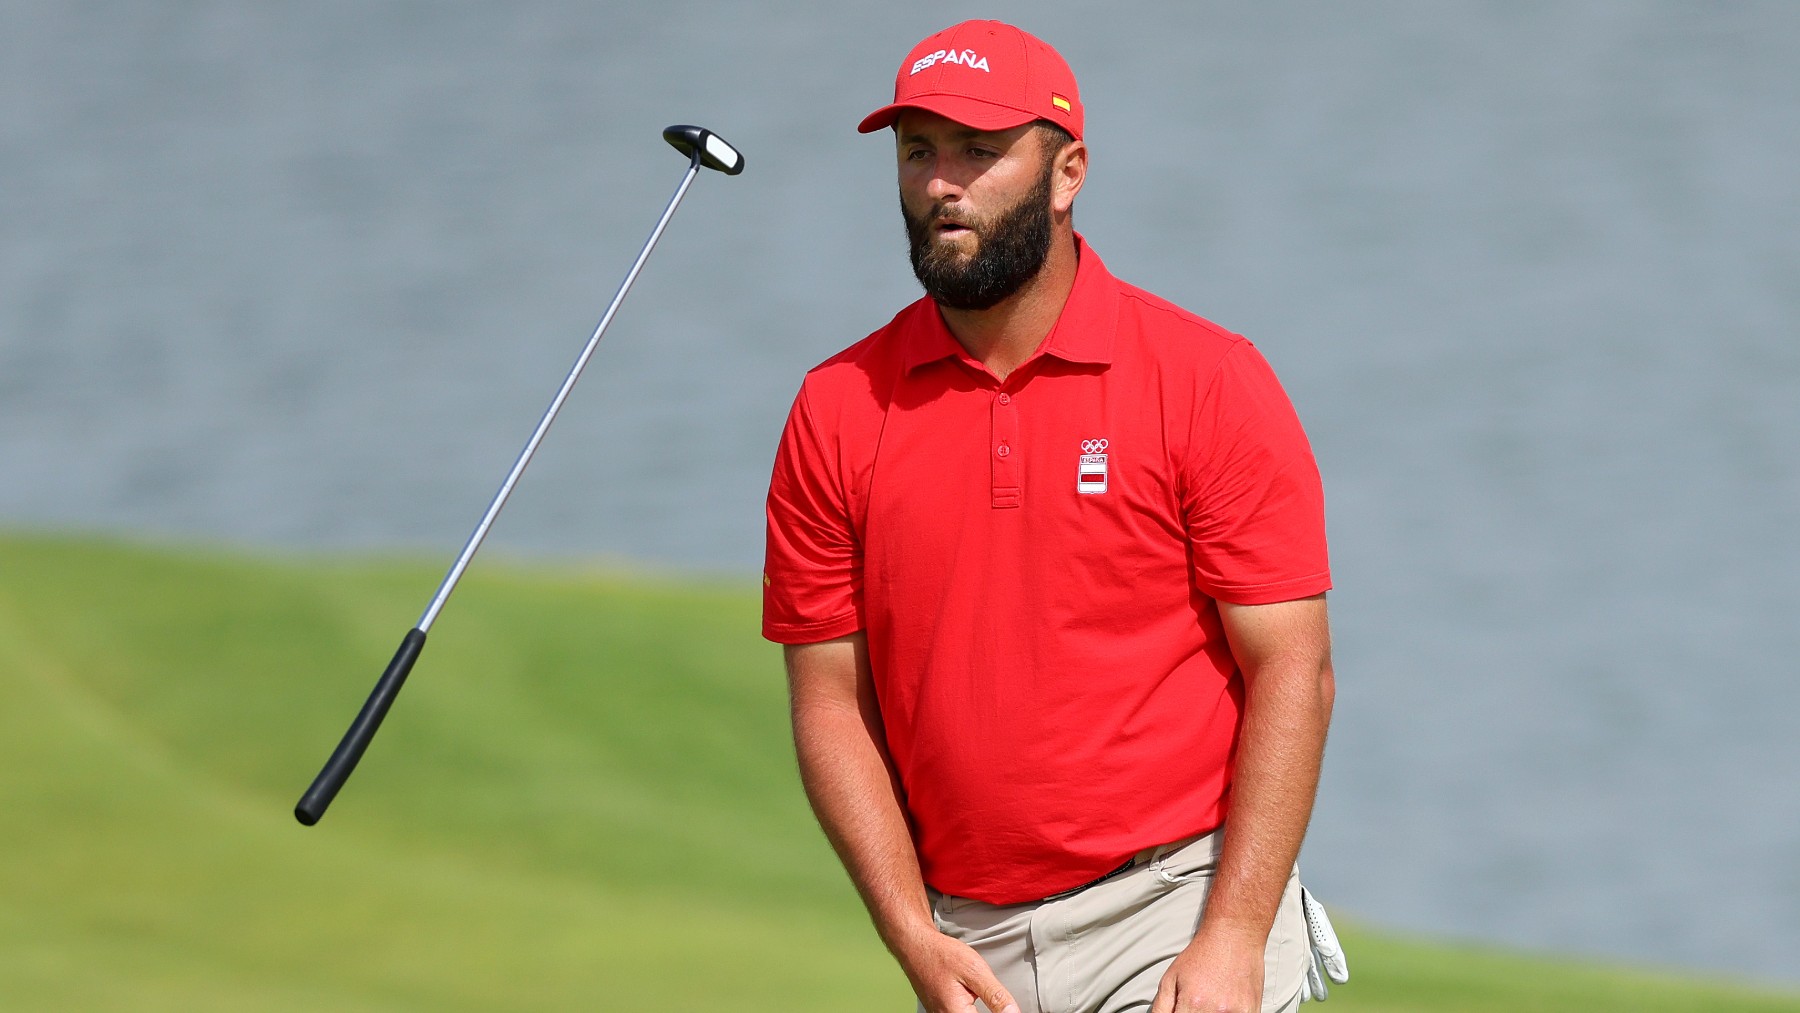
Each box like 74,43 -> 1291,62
939,230 -> 1079,381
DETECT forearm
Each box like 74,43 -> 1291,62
1203,597 -> 1336,944
786,641 -> 936,954
1203,653 -> 1333,941
786,640 -> 1023,1013
794,700 -> 936,948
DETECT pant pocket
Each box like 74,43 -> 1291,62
1261,868 -> 1308,1011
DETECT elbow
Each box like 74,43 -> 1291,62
1318,658 -> 1336,722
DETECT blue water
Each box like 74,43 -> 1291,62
3,0 -> 1797,987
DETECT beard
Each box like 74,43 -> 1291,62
903,161 -> 1054,312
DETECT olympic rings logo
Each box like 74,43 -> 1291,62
1081,439 -> 1109,454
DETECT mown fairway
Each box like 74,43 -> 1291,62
1,534 -> 1794,1011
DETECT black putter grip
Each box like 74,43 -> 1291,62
294,627 -> 428,825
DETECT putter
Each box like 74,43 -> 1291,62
295,125 -> 744,826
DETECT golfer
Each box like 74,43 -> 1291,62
764,21 -> 1334,1013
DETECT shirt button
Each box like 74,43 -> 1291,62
997,393 -> 1011,405
996,443 -> 1011,458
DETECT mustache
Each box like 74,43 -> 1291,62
906,201 -> 976,236
925,204 -> 970,227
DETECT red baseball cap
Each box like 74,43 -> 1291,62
858,20 -> 1083,139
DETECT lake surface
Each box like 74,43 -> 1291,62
3,0 -> 1797,987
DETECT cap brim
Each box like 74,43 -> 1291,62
857,95 -> 1042,134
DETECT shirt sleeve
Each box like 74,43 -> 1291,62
762,380 -> 865,643
1183,340 -> 1332,605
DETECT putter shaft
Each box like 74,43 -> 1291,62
419,157 -> 701,632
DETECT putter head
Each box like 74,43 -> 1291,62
663,125 -> 745,175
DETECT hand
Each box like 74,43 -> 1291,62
894,927 -> 1022,1013
1149,925 -> 1265,1013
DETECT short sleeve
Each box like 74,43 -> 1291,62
762,382 -> 864,643
1183,341 -> 1332,605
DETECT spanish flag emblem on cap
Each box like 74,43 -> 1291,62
1051,93 -> 1072,113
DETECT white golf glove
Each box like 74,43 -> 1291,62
1298,885 -> 1350,1002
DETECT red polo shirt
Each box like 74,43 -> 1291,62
763,238 -> 1330,904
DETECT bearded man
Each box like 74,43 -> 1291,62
763,20 -> 1338,1013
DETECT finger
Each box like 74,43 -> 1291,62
961,966 -> 1018,1013
1148,976 -> 1177,1013
920,985 -> 981,1013
930,983 -> 1013,1013
979,981 -> 1019,1013
920,968 -> 1015,1013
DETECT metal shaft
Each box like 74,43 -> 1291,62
417,155 -> 703,633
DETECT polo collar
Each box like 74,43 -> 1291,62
901,233 -> 1119,374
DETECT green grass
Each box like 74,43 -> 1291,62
0,531 -> 1794,1011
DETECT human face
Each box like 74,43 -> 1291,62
896,112 -> 1058,311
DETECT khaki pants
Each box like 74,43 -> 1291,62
921,829 -> 1307,1013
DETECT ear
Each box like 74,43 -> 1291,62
1051,138 -> 1087,214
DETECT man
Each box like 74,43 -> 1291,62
763,20 -> 1335,1013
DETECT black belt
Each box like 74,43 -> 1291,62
1039,853 -> 1144,903
1036,830 -> 1209,904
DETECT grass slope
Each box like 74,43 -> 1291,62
0,533 -> 1794,1011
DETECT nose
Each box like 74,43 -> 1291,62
925,170 -> 963,203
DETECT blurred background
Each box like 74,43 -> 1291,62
3,0 -> 1796,989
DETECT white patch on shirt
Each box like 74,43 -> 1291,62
1078,438 -> 1109,495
